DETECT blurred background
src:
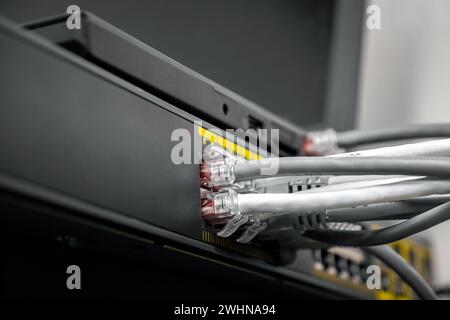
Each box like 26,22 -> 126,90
358,0 -> 450,288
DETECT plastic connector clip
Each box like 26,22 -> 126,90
200,189 -> 251,237
303,128 -> 342,156
200,159 -> 236,189
200,145 -> 237,189
201,189 -> 238,224
236,216 -> 268,243
217,212 -> 249,238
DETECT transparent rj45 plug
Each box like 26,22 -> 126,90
200,159 -> 236,189
200,145 -> 237,189
200,189 -> 250,237
303,128 -> 341,156
200,189 -> 239,224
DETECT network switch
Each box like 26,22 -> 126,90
0,12 -> 436,300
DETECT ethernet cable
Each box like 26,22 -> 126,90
328,174 -> 412,185
250,173 -> 405,188
408,194 -> 450,203
324,195 -> 450,222
325,201 -> 442,222
324,139 -> 450,185
202,142 -> 450,188
202,179 -> 450,238
310,138 -> 450,186
236,179 -> 450,215
337,123 -> 450,148
364,246 -> 439,300
200,140 -> 450,243
296,175 -> 421,194
233,157 -> 450,182
304,126 -> 450,155
303,201 -> 450,247
332,138 -> 450,158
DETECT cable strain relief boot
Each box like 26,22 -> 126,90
294,211 -> 328,233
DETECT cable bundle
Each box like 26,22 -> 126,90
202,125 -> 450,299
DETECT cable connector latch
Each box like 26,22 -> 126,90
236,216 -> 268,243
200,189 -> 267,240
200,189 -> 249,237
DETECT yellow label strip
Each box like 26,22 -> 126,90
198,127 -> 262,161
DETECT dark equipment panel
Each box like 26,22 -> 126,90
0,10 -> 367,299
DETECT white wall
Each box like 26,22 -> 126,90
358,0 -> 450,287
